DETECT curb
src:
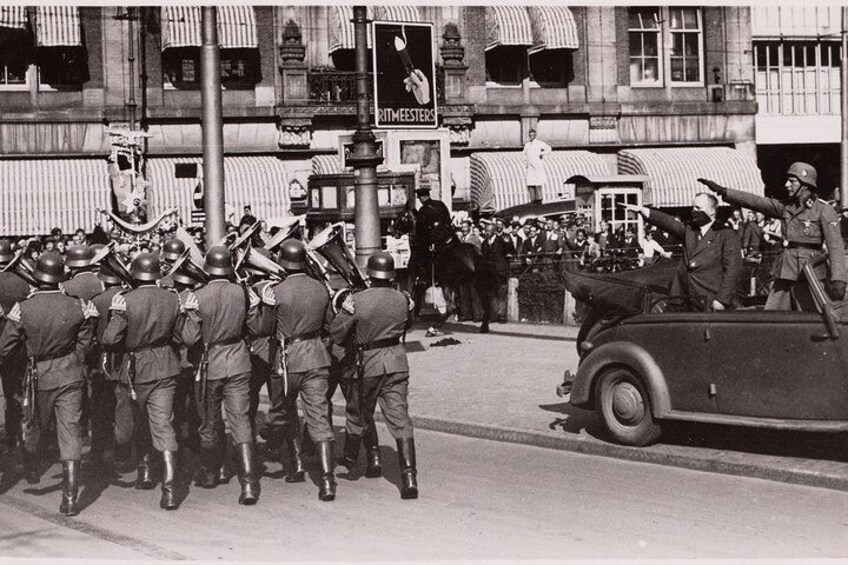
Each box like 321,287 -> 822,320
333,403 -> 848,492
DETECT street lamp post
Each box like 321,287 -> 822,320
200,7 -> 226,247
346,5 -> 384,266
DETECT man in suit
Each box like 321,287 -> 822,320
623,192 -> 743,311
481,221 -> 515,326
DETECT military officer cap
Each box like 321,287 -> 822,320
66,245 -> 92,269
131,252 -> 162,282
786,162 -> 817,189
204,246 -> 235,277
162,238 -> 186,262
277,239 -> 306,271
367,252 -> 396,281
33,251 -> 65,285
415,186 -> 431,197
0,239 -> 14,265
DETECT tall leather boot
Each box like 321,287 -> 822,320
363,425 -> 382,479
237,442 -> 259,505
194,447 -> 219,489
316,440 -> 336,502
21,449 -> 40,485
218,445 -> 231,485
396,438 -> 418,500
337,432 -> 361,471
113,443 -> 134,474
134,452 -> 156,490
160,451 -> 179,510
284,427 -> 306,483
59,460 -> 80,516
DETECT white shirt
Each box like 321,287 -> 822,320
523,138 -> 552,186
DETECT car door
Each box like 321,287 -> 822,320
709,310 -> 848,420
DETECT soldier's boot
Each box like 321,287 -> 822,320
236,443 -> 260,506
159,451 -> 179,511
301,428 -> 315,459
134,453 -> 156,490
337,432 -> 361,471
218,445 -> 231,484
194,447 -> 219,489
397,438 -> 418,500
316,440 -> 336,502
363,426 -> 382,479
113,443 -> 134,475
21,449 -> 40,485
284,429 -> 306,483
59,460 -> 80,516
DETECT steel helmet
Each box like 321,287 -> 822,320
0,239 -> 13,265
278,239 -> 306,271
366,252 -> 395,280
98,264 -> 123,286
786,162 -> 817,189
33,251 -> 66,285
172,268 -> 200,287
66,245 -> 92,269
204,246 -> 235,277
131,252 -> 162,282
162,238 -> 186,262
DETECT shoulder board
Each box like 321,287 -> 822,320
7,302 -> 21,324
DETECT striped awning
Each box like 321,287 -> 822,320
528,6 -> 579,54
486,6 -> 533,52
328,5 -> 372,54
0,158 -> 111,236
470,151 -> 613,212
311,154 -> 345,176
374,6 -> 421,23
0,6 -> 28,31
36,6 -> 81,47
161,6 -> 258,50
618,147 -> 765,208
146,156 -> 290,227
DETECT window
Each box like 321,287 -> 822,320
485,46 -> 526,86
38,48 -> 89,90
529,50 -> 574,87
596,189 -> 643,242
162,48 -> 259,89
754,40 -> 841,115
628,7 -> 704,87
0,49 -> 28,89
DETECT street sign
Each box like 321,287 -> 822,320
372,21 -> 437,129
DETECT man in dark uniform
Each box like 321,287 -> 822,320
171,267 -> 202,454
330,252 -> 418,499
0,240 -> 32,453
158,238 -> 186,290
102,252 -> 186,510
0,252 -> 97,516
265,239 -> 337,501
180,246 -> 262,505
63,245 -> 104,301
699,162 -> 848,309
623,193 -> 742,311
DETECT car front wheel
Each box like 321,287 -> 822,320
594,368 -> 662,446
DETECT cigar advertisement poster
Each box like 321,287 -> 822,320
372,21 -> 437,129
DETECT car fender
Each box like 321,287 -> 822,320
570,341 -> 671,417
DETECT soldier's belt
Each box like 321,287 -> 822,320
208,336 -> 245,348
283,330 -> 323,347
358,337 -> 401,352
127,339 -> 171,354
786,242 -> 822,250
34,345 -> 75,362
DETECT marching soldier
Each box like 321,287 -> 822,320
159,238 -> 186,290
171,267 -> 202,453
0,240 -> 32,453
330,252 -> 419,499
0,252 -> 97,516
63,245 -> 105,301
101,252 -> 186,511
180,246 -> 263,505
699,162 -> 848,310
265,239 -> 337,501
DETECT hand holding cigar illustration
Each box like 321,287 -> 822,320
395,35 -> 431,105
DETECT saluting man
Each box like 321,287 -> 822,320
699,162 -> 848,310
101,252 -> 186,511
180,246 -> 263,505
0,251 -> 98,516
330,252 -> 419,500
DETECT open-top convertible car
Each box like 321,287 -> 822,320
562,257 -> 848,446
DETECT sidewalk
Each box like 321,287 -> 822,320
343,319 -> 848,492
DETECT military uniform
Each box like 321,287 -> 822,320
248,278 -> 277,438
0,270 -> 32,448
63,271 -> 105,302
173,285 -> 202,450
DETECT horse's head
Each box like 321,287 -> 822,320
391,207 -> 416,238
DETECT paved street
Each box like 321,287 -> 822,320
1,427 -> 848,561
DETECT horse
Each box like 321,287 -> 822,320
391,207 -> 498,333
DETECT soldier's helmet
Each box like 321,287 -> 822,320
162,238 -> 186,262
66,245 -> 92,269
204,246 -> 234,277
0,239 -> 14,265
131,252 -> 162,282
98,264 -> 123,286
787,162 -> 817,189
277,239 -> 306,271
33,251 -> 66,285
366,252 -> 395,280
172,268 -> 199,287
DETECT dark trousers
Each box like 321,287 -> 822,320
456,281 -> 484,321
345,371 -> 414,441
24,381 -> 85,461
132,377 -> 178,453
113,382 -> 136,451
173,371 -> 200,448
1,356 -> 25,448
197,372 -> 253,450
248,357 -> 272,437
89,373 -> 116,456
266,368 -> 333,445
489,276 -> 509,322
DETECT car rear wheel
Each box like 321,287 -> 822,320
594,368 -> 662,446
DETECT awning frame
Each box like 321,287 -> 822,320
485,6 -> 534,52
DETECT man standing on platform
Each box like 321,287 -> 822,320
523,129 -> 551,205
